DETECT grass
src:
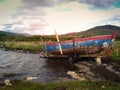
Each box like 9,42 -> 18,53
0,41 -> 45,52
0,40 -> 120,90
3,72 -> 16,77
0,40 -> 120,58
0,80 -> 120,90
112,40 -> 120,60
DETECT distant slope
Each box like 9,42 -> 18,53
0,31 -> 16,35
0,31 -> 30,36
0,25 -> 120,41
75,25 -> 120,37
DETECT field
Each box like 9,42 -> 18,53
0,41 -> 45,53
0,80 -> 120,90
112,40 -> 120,60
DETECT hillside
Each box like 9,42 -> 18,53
74,25 -> 120,38
0,25 -> 120,41
0,31 -> 16,35
0,31 -> 30,36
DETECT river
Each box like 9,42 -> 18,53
0,49 -> 76,83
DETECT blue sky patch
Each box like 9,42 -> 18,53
78,0 -> 120,10
0,0 -> 4,3
114,1 -> 120,8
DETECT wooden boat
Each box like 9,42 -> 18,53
45,32 -> 118,60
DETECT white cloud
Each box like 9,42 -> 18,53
1,0 -> 120,35
4,17 -> 49,35
0,0 -> 23,25
43,1 -> 120,34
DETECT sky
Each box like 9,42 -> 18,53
0,0 -> 120,35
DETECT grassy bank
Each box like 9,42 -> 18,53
0,40 -> 120,59
0,80 -> 120,90
112,41 -> 120,60
0,41 -> 45,53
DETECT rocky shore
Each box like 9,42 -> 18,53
67,57 -> 120,82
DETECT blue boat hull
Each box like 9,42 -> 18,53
45,32 -> 118,57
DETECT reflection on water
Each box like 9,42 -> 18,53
0,49 -> 75,83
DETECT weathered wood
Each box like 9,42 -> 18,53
55,30 -> 63,55
45,32 -> 118,60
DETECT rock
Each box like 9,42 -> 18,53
67,71 -> 85,80
101,85 -> 105,88
95,57 -> 102,64
26,76 -> 37,81
4,79 -> 12,86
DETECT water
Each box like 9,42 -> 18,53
0,49 -> 75,83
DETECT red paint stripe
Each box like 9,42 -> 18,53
46,34 -> 113,46
75,35 -> 112,42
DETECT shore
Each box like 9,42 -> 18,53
0,41 -> 43,54
1,79 -> 120,90
0,41 -> 120,90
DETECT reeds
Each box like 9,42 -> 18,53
1,41 -> 45,52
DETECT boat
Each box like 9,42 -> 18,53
44,32 -> 118,61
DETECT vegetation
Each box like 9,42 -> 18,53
0,25 -> 120,90
112,40 -> 120,60
0,32 -> 73,52
0,80 -> 120,90
0,41 -> 45,52
3,72 -> 16,77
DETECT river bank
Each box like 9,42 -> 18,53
1,80 -> 120,90
0,40 -> 120,89
0,48 -> 120,83
0,41 -> 44,54
0,41 -> 120,59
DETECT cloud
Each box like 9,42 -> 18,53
0,0 -> 22,25
3,17 -> 49,35
3,24 -> 12,29
1,0 -> 120,35
102,15 -> 120,25
78,0 -> 120,10
12,7 -> 46,19
21,0 -> 54,9
21,0 -> 76,9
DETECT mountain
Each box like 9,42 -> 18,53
64,25 -> 120,38
0,31 -> 16,35
0,31 -> 31,36
1,25 -> 120,38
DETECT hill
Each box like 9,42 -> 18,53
0,31 -> 31,36
0,25 -> 120,41
0,31 -> 17,35
74,25 -> 120,38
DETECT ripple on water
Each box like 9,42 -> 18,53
0,49 -> 72,83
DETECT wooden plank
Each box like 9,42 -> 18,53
55,30 -> 63,55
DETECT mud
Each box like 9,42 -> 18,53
74,57 -> 120,82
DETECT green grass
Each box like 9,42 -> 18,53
0,40 -> 120,59
3,72 -> 16,77
0,80 -> 120,90
112,41 -> 120,60
0,41 -> 45,52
